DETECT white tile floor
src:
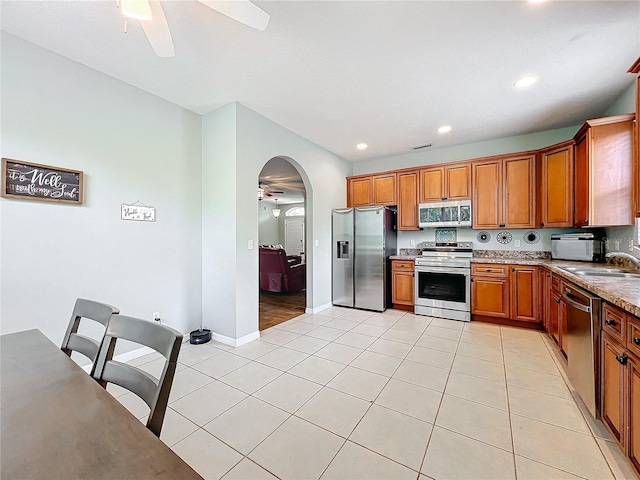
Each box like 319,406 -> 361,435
113,307 -> 639,480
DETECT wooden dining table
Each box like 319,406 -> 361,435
0,329 -> 202,479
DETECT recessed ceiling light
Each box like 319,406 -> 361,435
437,125 -> 452,134
513,75 -> 539,89
356,143 -> 368,150
528,0 -> 548,3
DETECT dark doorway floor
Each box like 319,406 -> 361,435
259,290 -> 306,331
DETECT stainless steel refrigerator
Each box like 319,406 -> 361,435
332,206 -> 397,312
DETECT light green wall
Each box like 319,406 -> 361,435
352,125 -> 579,175
603,80 -> 636,116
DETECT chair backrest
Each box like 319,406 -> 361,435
92,315 -> 183,437
259,247 -> 290,273
61,298 -> 120,364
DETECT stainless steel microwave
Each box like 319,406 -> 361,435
418,200 -> 472,228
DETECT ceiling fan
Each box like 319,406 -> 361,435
117,0 -> 270,57
258,183 -> 284,201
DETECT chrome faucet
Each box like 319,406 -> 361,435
605,251 -> 640,268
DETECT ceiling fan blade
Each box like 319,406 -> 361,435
197,0 -> 270,31
140,0 -> 175,57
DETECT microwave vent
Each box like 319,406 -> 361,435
410,143 -> 432,150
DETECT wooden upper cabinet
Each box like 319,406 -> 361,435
472,155 -> 535,229
347,173 -> 397,207
472,160 -> 502,229
397,171 -> 419,231
573,114 -> 635,227
420,167 -> 444,202
503,154 -> 536,229
539,141 -> 574,228
347,177 -> 372,207
510,265 -> 539,323
446,163 -> 471,200
372,173 -> 397,206
420,163 -> 471,203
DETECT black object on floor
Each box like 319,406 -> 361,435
189,328 -> 211,345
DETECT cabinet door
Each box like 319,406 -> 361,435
503,155 -> 536,228
541,269 -> 552,332
420,167 -> 445,202
629,354 -> 640,475
471,276 -> 509,318
372,173 -> 397,206
445,163 -> 471,200
392,271 -> 414,306
348,177 -> 372,207
601,333 -> 626,445
472,160 -> 502,229
397,171 -> 419,231
511,266 -> 539,322
574,134 -> 590,227
550,290 -> 562,346
541,143 -> 574,227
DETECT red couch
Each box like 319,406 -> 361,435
259,247 -> 306,293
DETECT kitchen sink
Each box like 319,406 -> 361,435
558,266 -> 640,279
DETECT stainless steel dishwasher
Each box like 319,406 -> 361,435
563,282 -> 602,418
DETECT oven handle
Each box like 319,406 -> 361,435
415,265 -> 471,275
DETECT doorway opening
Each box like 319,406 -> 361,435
258,157 -> 307,331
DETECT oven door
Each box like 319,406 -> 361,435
414,265 -> 471,312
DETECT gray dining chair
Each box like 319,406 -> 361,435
61,298 -> 120,368
92,314 -> 183,437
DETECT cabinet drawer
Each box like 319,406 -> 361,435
628,316 -> 640,359
471,264 -> 508,277
551,274 -> 562,293
603,303 -> 626,344
392,260 -> 415,272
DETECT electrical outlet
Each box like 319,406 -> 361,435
410,239 -> 416,246
630,239 -> 635,252
614,240 -> 620,250
153,312 -> 161,323
514,240 -> 521,248
248,240 -> 254,250
315,240 -> 319,247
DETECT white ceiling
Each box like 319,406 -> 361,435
1,1 -> 639,162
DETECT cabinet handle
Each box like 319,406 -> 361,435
546,274 -> 551,278
486,269 -> 492,272
443,197 -> 448,200
541,222 -> 545,227
616,353 -> 628,365
512,268 -> 516,272
470,278 -> 474,282
584,219 -> 588,223
634,337 -> 640,345
499,223 -> 505,228
556,298 -> 561,304
605,319 -> 617,327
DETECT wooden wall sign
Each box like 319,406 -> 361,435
1,158 -> 83,204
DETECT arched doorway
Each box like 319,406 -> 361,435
257,157 -> 308,330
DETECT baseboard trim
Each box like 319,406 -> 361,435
305,302 -> 332,314
210,330 -> 260,347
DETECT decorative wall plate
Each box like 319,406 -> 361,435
496,231 -> 513,245
477,231 -> 491,244
523,230 -> 541,244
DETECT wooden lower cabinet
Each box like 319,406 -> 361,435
510,266 -> 538,322
601,332 -> 626,444
391,260 -> 414,307
629,355 -> 640,473
471,276 -> 510,318
471,263 -> 540,323
599,305 -> 640,478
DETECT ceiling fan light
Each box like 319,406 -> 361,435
121,0 -> 153,21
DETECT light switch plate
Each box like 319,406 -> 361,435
514,240 -> 521,247
315,240 -> 319,247
248,240 -> 254,250
410,239 -> 416,246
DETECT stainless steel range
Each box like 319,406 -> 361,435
414,242 -> 472,322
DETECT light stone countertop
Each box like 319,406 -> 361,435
388,254 -> 640,317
